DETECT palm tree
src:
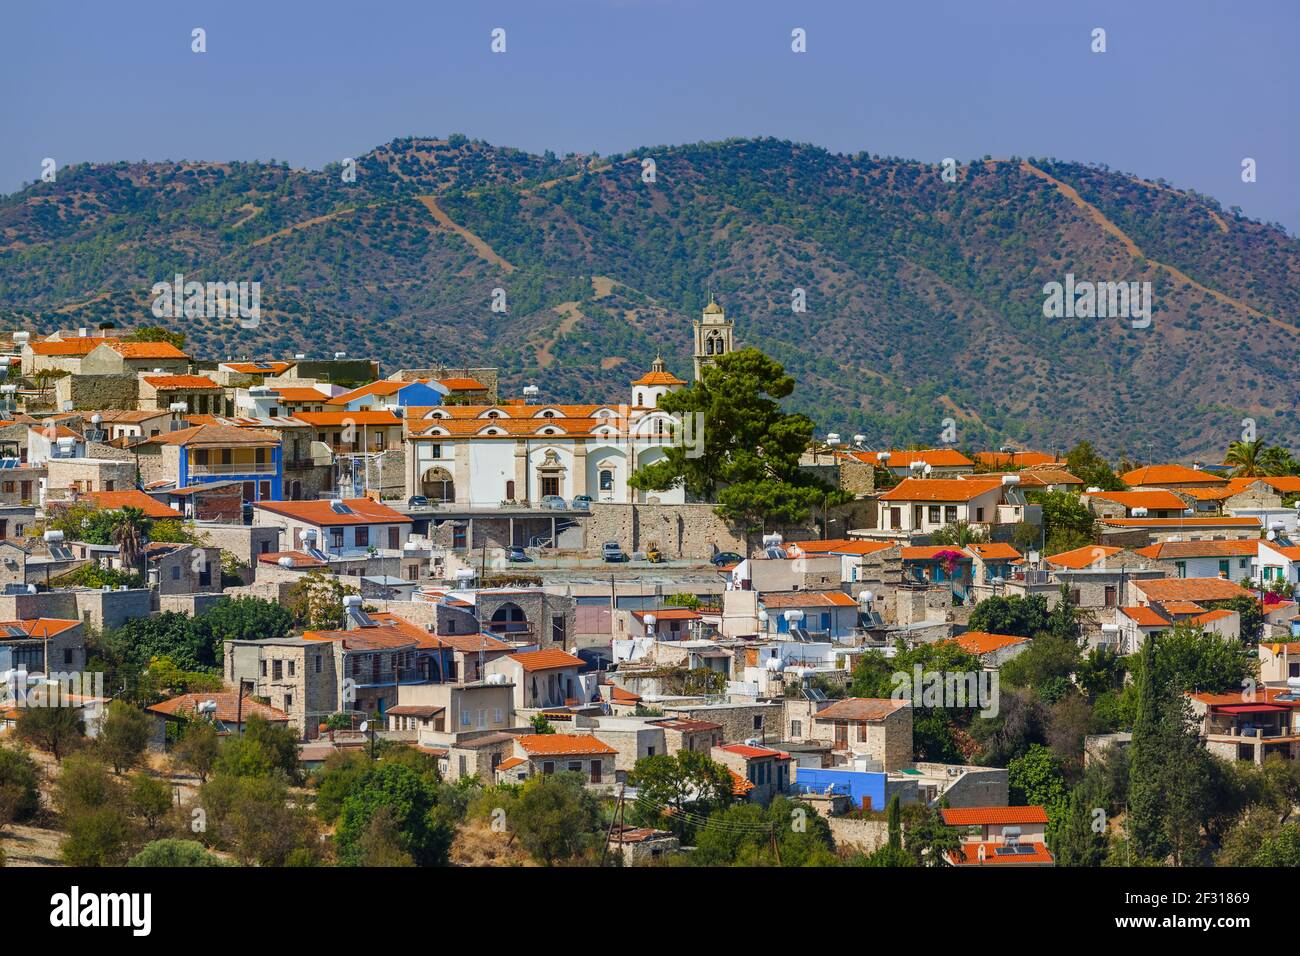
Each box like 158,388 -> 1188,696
1223,440 -> 1289,477
110,507 -> 149,574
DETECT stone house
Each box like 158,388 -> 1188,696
808,697 -> 913,771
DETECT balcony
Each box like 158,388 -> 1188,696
189,460 -> 277,477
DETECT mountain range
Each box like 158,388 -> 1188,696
2,135 -> 1298,459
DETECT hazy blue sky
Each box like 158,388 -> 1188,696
3,0 -> 1297,231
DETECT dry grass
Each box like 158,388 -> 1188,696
449,819 -> 536,867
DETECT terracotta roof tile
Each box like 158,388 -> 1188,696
812,698 -> 907,722
879,477 -> 1002,502
941,805 -> 1049,826
507,649 -> 584,672
517,733 -> 616,756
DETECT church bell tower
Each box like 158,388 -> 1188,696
693,293 -> 734,382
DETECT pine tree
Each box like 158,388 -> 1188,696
1126,635 -> 1168,861
886,794 -> 902,851
1051,787 -> 1107,867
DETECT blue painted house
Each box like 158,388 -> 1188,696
150,422 -> 283,502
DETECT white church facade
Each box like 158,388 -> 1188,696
403,298 -> 734,507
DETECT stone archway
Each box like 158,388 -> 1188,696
421,466 -> 455,502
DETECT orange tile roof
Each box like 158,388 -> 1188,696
1137,577 -> 1252,602
30,424 -> 83,441
610,685 -> 642,703
273,387 -> 331,402
437,377 -> 488,391
811,698 -> 907,722
82,490 -> 182,519
143,374 -> 220,390
1135,539 -> 1258,560
965,542 -> 1022,560
789,539 -> 895,557
111,341 -> 189,359
941,805 -> 1049,826
294,410 -> 402,427
254,497 -> 410,526
972,451 -> 1061,468
146,692 -> 288,724
631,370 -> 686,387
496,756 -> 526,771
1019,467 -> 1082,485
1262,543 -> 1300,561
1121,464 -> 1227,486
327,380 -> 425,405
1101,516 -> 1259,528
257,550 -> 328,569
29,336 -> 117,356
222,361 -> 294,375
1087,490 -> 1187,510
901,546 -> 974,561
759,591 -> 859,608
507,648 -> 584,672
1191,608 -> 1237,626
855,449 -> 975,468
948,841 -> 1054,865
1159,600 -> 1208,615
146,422 -> 280,447
1259,476 -> 1300,493
435,632 -> 514,653
1189,687 -> 1300,708
953,631 -> 1030,655
1120,605 -> 1171,627
517,733 -> 616,756
1046,545 -> 1121,569
631,608 -> 701,621
728,769 -> 755,796
0,618 -> 80,639
879,477 -> 1002,502
719,744 -> 791,760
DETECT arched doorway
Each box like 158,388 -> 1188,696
421,466 -> 455,502
489,602 -> 528,636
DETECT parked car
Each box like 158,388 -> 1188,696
407,495 -> 431,509
711,551 -> 743,567
540,495 -> 567,510
602,541 -> 628,562
571,495 -> 593,510
506,546 -> 531,562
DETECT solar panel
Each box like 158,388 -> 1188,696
330,500 -> 353,514
48,545 -> 74,561
305,547 -> 330,562
347,609 -> 375,628
994,846 -> 1018,856
1016,844 -> 1037,854
790,627 -> 813,643
765,547 -> 788,559
803,686 -> 828,702
4,624 -> 27,637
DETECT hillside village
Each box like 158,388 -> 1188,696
0,298 -> 1295,869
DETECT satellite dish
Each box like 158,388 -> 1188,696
923,463 -> 933,476
359,721 -> 369,733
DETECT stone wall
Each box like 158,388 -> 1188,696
826,817 -> 889,852
587,503 -> 746,560
159,592 -> 227,616
55,373 -> 139,411
0,587 -> 153,630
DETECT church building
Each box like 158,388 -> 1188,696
404,298 -> 733,507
